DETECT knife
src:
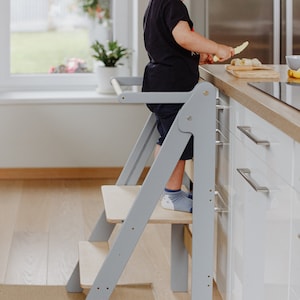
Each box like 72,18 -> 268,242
213,41 -> 249,62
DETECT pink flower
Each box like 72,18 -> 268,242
49,58 -> 88,73
48,66 -> 56,73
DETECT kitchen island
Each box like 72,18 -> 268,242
198,65 -> 300,300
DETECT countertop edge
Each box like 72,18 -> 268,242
199,65 -> 300,143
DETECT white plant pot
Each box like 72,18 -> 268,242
95,64 -> 130,94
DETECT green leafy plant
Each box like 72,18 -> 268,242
91,40 -> 129,67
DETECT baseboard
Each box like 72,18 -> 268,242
0,167 -> 150,180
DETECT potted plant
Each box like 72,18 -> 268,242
91,40 -> 130,93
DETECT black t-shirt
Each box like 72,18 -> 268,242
142,0 -> 200,94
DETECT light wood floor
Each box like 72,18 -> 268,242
0,179 -> 221,299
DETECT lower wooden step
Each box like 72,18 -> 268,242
79,241 -> 109,289
78,241 -> 153,289
101,185 -> 193,224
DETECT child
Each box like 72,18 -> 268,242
142,0 -> 234,213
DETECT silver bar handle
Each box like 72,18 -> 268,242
216,104 -> 229,111
216,97 -> 229,111
215,129 -> 228,146
214,191 -> 228,213
237,126 -> 270,146
237,168 -> 269,193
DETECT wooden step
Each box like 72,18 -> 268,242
101,185 -> 193,224
79,241 -> 109,289
78,241 -> 153,289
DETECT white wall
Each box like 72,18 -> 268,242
0,102 -> 149,167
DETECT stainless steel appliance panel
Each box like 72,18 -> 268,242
292,0 -> 300,55
281,0 -> 300,62
207,0 -> 274,63
201,0 -> 300,64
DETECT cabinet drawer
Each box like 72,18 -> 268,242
230,99 -> 294,185
230,133 -> 293,300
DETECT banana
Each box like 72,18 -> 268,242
288,69 -> 300,78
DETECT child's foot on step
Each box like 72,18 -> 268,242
161,189 -> 193,213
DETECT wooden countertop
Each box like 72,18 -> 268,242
199,64 -> 300,143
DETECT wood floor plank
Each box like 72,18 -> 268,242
47,180 -> 85,285
5,231 -> 48,284
0,180 -> 23,282
78,179 -> 107,239
137,225 -> 191,300
14,180 -> 54,233
0,284 -> 86,300
110,284 -> 155,299
0,284 -> 154,300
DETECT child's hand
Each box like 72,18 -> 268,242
199,53 -> 214,65
214,44 -> 234,62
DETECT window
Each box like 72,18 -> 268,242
0,0 -> 126,91
10,0 -> 113,75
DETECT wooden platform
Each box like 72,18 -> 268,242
78,241 -> 154,289
101,185 -> 193,224
79,241 -> 109,289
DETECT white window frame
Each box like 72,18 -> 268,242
0,0 -> 134,92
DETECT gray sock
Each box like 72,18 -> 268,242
161,189 -> 193,213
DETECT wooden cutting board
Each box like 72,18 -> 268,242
226,65 -> 280,79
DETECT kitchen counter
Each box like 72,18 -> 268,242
199,64 -> 300,143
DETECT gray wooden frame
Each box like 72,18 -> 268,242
67,77 -> 217,300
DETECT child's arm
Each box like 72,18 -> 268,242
172,21 -> 233,62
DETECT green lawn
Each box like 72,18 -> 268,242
11,29 -> 93,74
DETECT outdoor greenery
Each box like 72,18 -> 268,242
11,29 -> 93,74
79,0 -> 111,21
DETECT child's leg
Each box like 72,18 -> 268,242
155,145 -> 193,213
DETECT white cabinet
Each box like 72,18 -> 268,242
294,142 -> 300,194
290,191 -> 300,300
214,96 -> 299,300
228,98 -> 299,300
290,142 -> 300,300
229,131 -> 293,300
